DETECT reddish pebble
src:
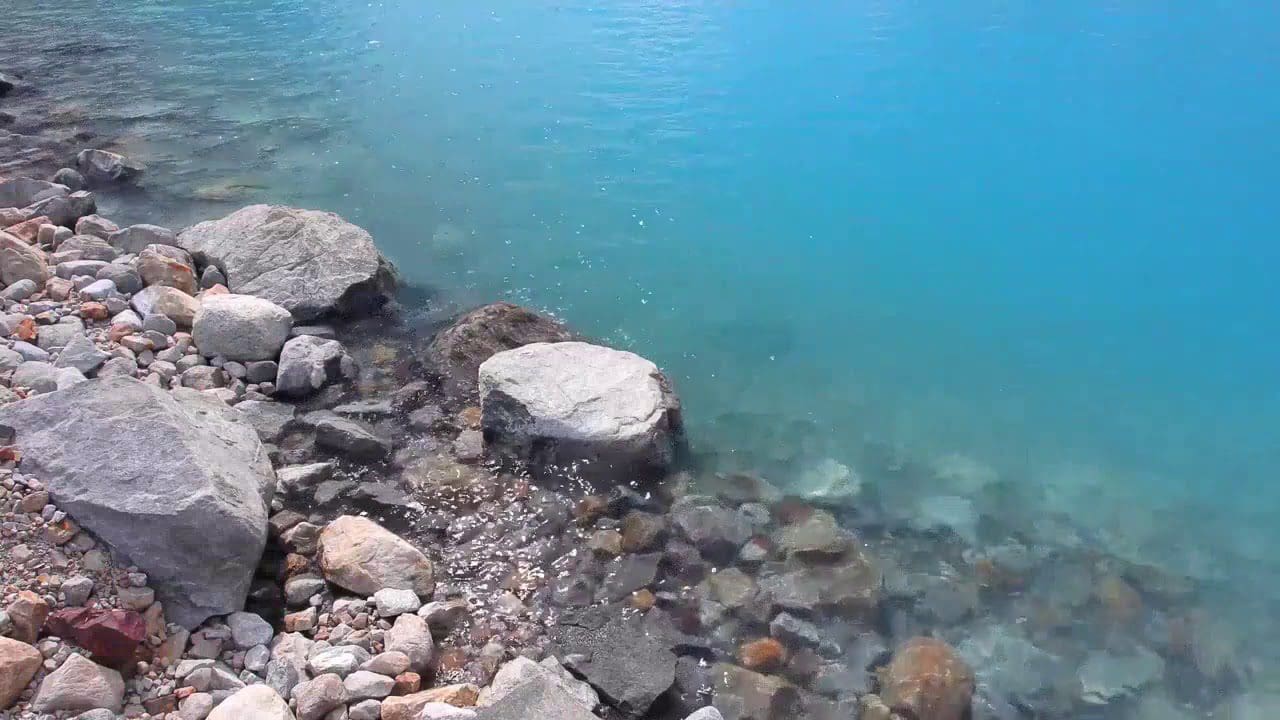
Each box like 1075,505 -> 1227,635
79,302 -> 109,321
13,317 -> 37,341
738,638 -> 787,672
392,671 -> 421,695
880,637 -> 975,720
5,215 -> 50,244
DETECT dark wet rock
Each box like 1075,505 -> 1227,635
54,168 -> 87,192
597,552 -> 662,602
425,301 -> 573,401
662,540 -> 708,583
769,612 -> 823,651
332,398 -> 396,419
349,481 -> 412,509
0,377 -> 275,628
178,205 -> 395,320
108,224 -> 178,254
480,341 -> 682,478
310,412 -> 393,460
276,334 -> 352,397
555,610 -> 677,717
672,501 -> 754,563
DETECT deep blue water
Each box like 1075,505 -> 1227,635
5,0 -> 1280,681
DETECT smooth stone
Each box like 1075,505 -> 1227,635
108,224 -> 178,254
319,516 -> 435,598
31,653 -> 125,713
207,684 -> 295,720
193,293 -> 293,361
424,301 -> 572,400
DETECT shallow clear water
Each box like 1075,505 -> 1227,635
5,0 -> 1280,696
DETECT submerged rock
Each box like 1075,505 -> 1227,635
77,148 -> 145,185
555,612 -> 675,717
424,301 -> 573,401
0,377 -> 276,628
178,204 -> 395,320
479,341 -> 682,478
880,637 -> 975,720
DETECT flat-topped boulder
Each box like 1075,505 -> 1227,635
0,377 -> 276,628
479,341 -> 682,478
0,177 -> 67,209
424,302 -> 573,401
178,205 -> 395,321
193,293 -> 293,361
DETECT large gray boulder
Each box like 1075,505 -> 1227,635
479,342 -> 682,478
76,149 -> 145,185
26,190 -> 96,228
177,205 -> 395,321
0,177 -> 67,209
193,294 -> 293,362
0,231 -> 49,287
0,377 -> 277,628
424,302 -> 573,402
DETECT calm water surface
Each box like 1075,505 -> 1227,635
5,0 -> 1280,699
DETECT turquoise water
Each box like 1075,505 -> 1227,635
5,0 -> 1280,680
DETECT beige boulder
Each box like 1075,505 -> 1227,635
319,516 -> 434,596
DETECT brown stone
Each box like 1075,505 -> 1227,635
79,301 -> 110,321
7,590 -> 50,644
44,518 -> 80,545
6,216 -> 50,244
459,406 -> 482,429
318,515 -> 435,597
879,637 -> 975,720
381,683 -> 478,720
143,693 -> 178,714
739,638 -> 787,672
588,529 -> 623,558
621,511 -> 666,553
573,495 -> 609,526
392,671 -> 421,695
13,316 -> 37,341
137,248 -> 197,294
108,322 -> 135,342
0,636 -> 42,708
631,589 -> 657,612
1095,575 -> 1142,626
284,553 -> 312,578
284,607 -> 318,633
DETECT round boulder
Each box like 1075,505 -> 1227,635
479,341 -> 682,478
193,294 -> 293,362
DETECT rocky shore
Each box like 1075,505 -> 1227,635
0,83 -> 1276,720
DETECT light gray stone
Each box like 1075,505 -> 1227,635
0,278 -> 37,301
192,293 -> 292,362
54,334 -> 110,374
0,378 -> 275,628
79,278 -> 117,300
207,684 -> 295,720
177,205 -> 395,321
55,259 -> 109,280
11,341 -> 48,362
348,699 -> 382,720
474,677 -> 595,720
343,670 -> 394,700
75,215 -> 119,239
480,341 -> 682,477
285,576 -> 327,606
108,224 -> 178,254
478,656 -> 598,712
275,335 -> 350,397
308,645 -> 370,678
276,462 -> 335,494
31,653 -> 125,713
228,611 -> 275,649
235,399 -> 296,443
374,588 -> 421,617
359,651 -> 410,677
312,413 -> 391,460
178,692 -> 215,720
